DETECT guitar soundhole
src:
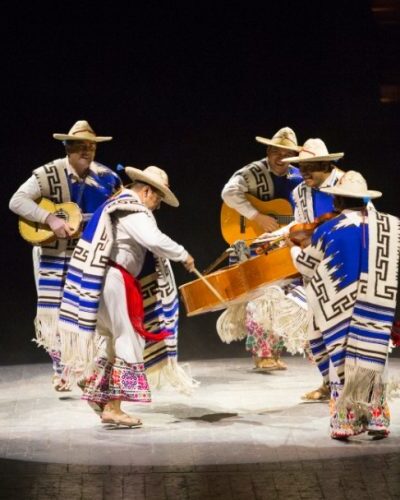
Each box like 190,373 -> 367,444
54,210 -> 69,222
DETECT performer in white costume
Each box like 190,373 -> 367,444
57,166 -> 195,427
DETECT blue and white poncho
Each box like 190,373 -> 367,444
295,208 -> 400,408
34,158 -> 121,350
57,190 -> 197,393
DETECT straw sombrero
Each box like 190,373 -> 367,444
125,166 -> 179,207
321,170 -> 382,199
255,126 -> 300,152
53,120 -> 112,142
283,138 -> 344,163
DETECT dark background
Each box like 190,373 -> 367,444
1,1 -> 399,364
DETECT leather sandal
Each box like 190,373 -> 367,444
101,412 -> 142,428
254,357 -> 280,371
274,358 -> 288,370
52,374 -> 72,392
301,384 -> 330,402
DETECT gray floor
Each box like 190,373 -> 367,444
1,357 -> 400,499
1,357 -> 400,466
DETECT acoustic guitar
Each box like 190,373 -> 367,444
220,194 -> 293,244
19,198 -> 82,245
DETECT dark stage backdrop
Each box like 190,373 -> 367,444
1,2 -> 399,364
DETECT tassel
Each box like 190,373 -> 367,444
146,358 -> 199,395
216,304 -> 248,344
336,364 -> 382,416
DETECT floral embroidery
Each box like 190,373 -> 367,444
245,314 -> 283,358
330,382 -> 389,439
81,356 -> 151,403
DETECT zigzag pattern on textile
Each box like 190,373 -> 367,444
59,193 -> 148,331
242,159 -> 275,201
140,260 -> 180,370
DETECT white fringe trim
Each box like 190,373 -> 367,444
248,286 -> 311,355
58,324 -> 97,384
146,358 -> 200,395
337,365 -> 383,416
216,304 -> 248,344
272,297 -> 312,355
33,313 -> 60,353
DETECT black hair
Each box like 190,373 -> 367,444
334,195 -> 368,211
299,161 -> 335,173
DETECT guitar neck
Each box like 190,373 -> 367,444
274,215 -> 294,225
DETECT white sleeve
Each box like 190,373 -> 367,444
293,204 -> 301,223
119,212 -> 189,262
9,175 -> 50,223
291,188 -> 306,223
221,173 -> 259,220
260,220 -> 297,240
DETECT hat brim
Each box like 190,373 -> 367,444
125,167 -> 179,207
53,133 -> 112,142
282,153 -> 344,163
320,186 -> 382,199
255,136 -> 301,152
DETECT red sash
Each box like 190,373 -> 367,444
391,321 -> 400,348
108,260 -> 170,341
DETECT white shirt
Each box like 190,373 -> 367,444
221,159 -> 273,220
109,190 -> 189,277
8,157 -> 90,224
9,175 -> 50,223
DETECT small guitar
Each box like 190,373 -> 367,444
19,198 -> 83,245
220,194 -> 293,244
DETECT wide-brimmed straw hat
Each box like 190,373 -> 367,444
53,120 -> 112,142
125,166 -> 179,207
320,170 -> 382,199
282,138 -> 344,163
255,127 -> 301,152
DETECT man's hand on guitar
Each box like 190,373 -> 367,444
253,213 -> 280,233
46,213 -> 74,239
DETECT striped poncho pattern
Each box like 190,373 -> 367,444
58,191 -> 197,392
34,160 -> 82,351
296,209 -> 400,407
33,159 -> 121,352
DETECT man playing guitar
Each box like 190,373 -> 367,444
9,120 -> 121,391
220,127 -> 302,371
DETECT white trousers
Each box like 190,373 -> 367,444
97,267 -> 145,364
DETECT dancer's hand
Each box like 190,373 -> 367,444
183,254 -> 195,272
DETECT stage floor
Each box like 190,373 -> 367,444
0,357 -> 399,467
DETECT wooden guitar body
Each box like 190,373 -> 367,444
179,246 -> 299,317
220,194 -> 293,244
18,198 -> 82,245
